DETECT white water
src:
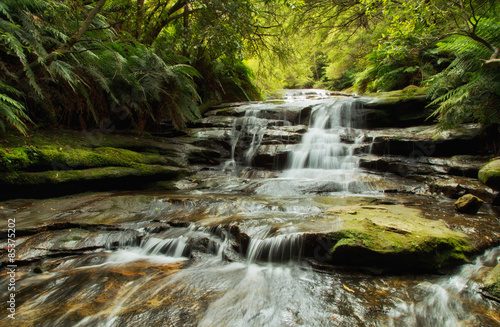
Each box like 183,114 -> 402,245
55,237 -> 499,326
5,90 -> 499,327
246,229 -> 304,263
225,109 -> 271,171
280,97 -> 367,191
245,91 -> 378,195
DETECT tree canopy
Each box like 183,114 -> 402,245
0,0 -> 499,134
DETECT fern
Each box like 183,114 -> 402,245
428,18 -> 500,128
0,81 -> 30,135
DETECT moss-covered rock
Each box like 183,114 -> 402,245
0,164 -> 187,185
483,263 -> 500,300
358,86 -> 434,128
0,130 -> 200,198
454,194 -> 484,214
303,205 -> 474,271
478,159 -> 500,191
0,165 -> 190,199
0,145 -> 180,172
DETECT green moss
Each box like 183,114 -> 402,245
0,144 -> 180,172
321,205 -> 473,270
0,165 -> 189,186
484,263 -> 500,299
0,147 -> 33,171
478,159 -> 500,191
0,130 -> 193,196
367,86 -> 429,103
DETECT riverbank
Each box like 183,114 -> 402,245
0,129 -> 222,199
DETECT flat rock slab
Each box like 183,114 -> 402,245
0,192 -> 156,229
304,204 -> 473,271
366,124 -> 484,157
2,191 -> 499,272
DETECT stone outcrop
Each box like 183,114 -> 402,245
454,194 -> 484,214
0,130 -> 210,199
357,86 -> 434,128
479,159 -> 500,191
483,263 -> 500,301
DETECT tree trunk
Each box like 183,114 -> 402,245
135,0 -> 145,39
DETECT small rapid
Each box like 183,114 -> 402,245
10,221 -> 497,326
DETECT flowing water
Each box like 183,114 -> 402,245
2,90 -> 499,326
279,96 -> 371,193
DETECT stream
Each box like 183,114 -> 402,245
1,90 -> 500,326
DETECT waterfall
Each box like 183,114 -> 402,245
278,97 -> 372,193
247,233 -> 304,263
282,97 -> 363,176
224,109 -> 270,172
140,236 -> 190,257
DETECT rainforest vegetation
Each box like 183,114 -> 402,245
0,0 -> 499,135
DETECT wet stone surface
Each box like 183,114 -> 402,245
1,91 -> 499,326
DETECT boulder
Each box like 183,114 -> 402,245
478,159 -> 500,191
312,205 -> 473,271
427,176 -> 496,202
367,124 -> 484,157
454,194 -> 484,214
483,263 -> 500,301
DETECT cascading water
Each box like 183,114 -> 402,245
246,227 -> 304,263
3,90 -> 499,327
225,109 -> 270,172
280,97 -> 368,193
245,91 -> 379,195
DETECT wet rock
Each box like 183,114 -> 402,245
357,86 -> 433,128
32,267 -> 43,274
253,144 -> 295,169
191,115 -> 237,128
493,194 -> 500,206
302,204 -> 474,272
359,155 -> 445,176
478,159 -> 500,191
454,194 -> 484,214
443,155 -> 492,178
427,176 -> 496,202
367,124 -> 484,157
273,125 -> 308,134
0,165 -> 190,200
187,147 -> 222,165
5,228 -> 143,264
204,102 -> 314,126
260,129 -> 303,144
483,263 -> 500,301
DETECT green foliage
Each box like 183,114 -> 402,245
151,0 -> 262,103
0,0 -> 205,131
3,0 -> 497,134
192,56 -> 261,104
353,36 -> 443,93
427,18 -> 500,127
0,81 -> 29,134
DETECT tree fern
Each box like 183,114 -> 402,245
427,17 -> 500,128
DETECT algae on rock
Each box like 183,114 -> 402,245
479,159 -> 500,191
314,204 -> 474,271
483,263 -> 500,301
